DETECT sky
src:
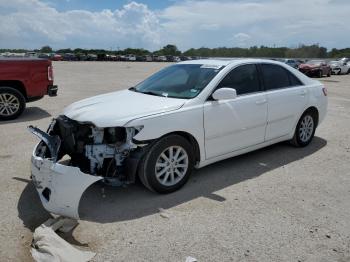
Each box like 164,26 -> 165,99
0,0 -> 349,51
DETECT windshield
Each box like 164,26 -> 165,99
133,64 -> 223,99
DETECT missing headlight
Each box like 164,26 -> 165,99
104,127 -> 126,144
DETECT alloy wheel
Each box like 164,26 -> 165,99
0,93 -> 20,116
299,115 -> 314,143
155,146 -> 189,187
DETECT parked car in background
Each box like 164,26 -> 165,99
0,58 -> 57,120
330,60 -> 350,75
63,53 -> 77,61
339,57 -> 350,65
38,53 -> 50,59
125,54 -> 136,61
51,54 -> 63,61
174,56 -> 181,62
25,52 -> 37,58
158,56 -> 167,62
28,59 -> 327,219
283,59 -> 299,68
145,55 -> 153,62
298,60 -> 331,78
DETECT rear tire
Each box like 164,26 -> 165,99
138,135 -> 194,194
0,87 -> 26,121
327,70 -> 331,77
290,111 -> 316,147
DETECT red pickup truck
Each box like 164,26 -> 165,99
0,58 -> 58,120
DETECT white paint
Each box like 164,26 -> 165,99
31,151 -> 103,219
63,89 -> 186,127
30,58 -> 328,219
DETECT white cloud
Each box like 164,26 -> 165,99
0,0 -> 349,50
233,33 -> 252,47
159,0 -> 350,50
0,0 -> 161,49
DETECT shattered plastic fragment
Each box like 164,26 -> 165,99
185,256 -> 197,262
159,208 -> 170,219
31,217 -> 95,262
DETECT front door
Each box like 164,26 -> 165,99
204,64 -> 268,159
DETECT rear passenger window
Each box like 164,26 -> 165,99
261,64 -> 290,90
288,72 -> 303,86
261,64 -> 303,90
217,64 -> 260,95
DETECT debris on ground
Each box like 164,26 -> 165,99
158,208 -> 171,219
31,217 -> 95,262
185,256 -> 197,262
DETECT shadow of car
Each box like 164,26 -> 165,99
17,137 -> 326,228
0,107 -> 51,125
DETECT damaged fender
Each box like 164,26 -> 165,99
29,126 -> 103,219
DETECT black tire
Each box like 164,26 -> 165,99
0,86 -> 26,121
138,135 -> 194,194
347,69 -> 350,74
338,70 -> 342,75
290,111 -> 317,147
327,70 -> 331,77
318,70 -> 323,78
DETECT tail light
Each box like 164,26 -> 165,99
322,87 -> 327,96
48,65 -> 53,81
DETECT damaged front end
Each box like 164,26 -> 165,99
29,115 -> 147,219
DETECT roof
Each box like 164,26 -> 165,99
178,58 -> 283,66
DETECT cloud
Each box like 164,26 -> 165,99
233,33 -> 252,47
159,0 -> 350,50
0,0 -> 349,50
0,0 -> 161,49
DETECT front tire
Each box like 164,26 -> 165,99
290,112 -> 316,147
0,87 -> 26,121
138,135 -> 194,193
318,70 -> 323,78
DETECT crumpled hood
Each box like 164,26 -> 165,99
63,89 -> 186,127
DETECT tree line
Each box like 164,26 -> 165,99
1,44 -> 350,58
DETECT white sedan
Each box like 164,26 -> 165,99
29,59 -> 328,219
330,60 -> 350,75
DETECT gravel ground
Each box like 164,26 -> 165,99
0,62 -> 349,262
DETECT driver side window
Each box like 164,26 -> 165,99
217,64 -> 261,95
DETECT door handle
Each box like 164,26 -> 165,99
255,99 -> 267,105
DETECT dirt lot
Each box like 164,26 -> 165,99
0,62 -> 349,262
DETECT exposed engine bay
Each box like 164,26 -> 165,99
28,116 -> 149,218
32,116 -> 147,184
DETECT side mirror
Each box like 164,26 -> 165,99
212,88 -> 237,101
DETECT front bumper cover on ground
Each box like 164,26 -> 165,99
29,126 -> 102,219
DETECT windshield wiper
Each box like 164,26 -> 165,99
139,90 -> 166,97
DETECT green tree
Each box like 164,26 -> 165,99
40,45 -> 53,53
155,44 -> 181,56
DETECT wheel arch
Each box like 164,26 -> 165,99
0,80 -> 27,99
159,131 -> 201,165
304,106 -> 319,127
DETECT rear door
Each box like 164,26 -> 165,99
261,63 -> 308,141
204,64 -> 268,159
